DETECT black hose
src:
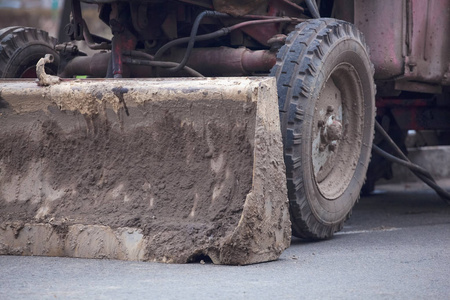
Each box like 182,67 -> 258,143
305,0 -> 321,18
123,57 -> 204,77
374,120 -> 450,203
154,11 -> 229,72
372,145 -> 432,179
375,121 -> 408,161
154,29 -> 230,61
153,16 -> 292,70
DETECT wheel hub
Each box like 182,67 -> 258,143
311,64 -> 364,200
318,109 -> 343,152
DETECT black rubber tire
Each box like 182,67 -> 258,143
0,27 -> 59,78
270,19 -> 375,239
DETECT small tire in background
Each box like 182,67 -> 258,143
0,27 -> 59,78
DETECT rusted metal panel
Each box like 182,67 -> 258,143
354,0 -> 405,80
404,0 -> 450,85
355,0 -> 450,91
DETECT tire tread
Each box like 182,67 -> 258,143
0,27 -> 58,78
270,18 -> 375,239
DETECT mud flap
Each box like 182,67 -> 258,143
0,77 -> 290,265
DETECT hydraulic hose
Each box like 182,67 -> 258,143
123,57 -> 204,77
155,11 -> 229,73
153,17 -> 294,72
305,0 -> 321,18
374,120 -> 450,203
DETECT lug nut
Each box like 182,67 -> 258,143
328,141 -> 338,152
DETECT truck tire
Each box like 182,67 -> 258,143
270,19 -> 375,239
0,27 -> 59,78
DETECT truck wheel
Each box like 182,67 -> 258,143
0,27 -> 59,78
270,19 -> 375,239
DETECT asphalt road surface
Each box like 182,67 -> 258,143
1,184 -> 449,300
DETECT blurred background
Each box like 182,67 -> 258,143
0,0 -> 110,40
0,0 -> 61,37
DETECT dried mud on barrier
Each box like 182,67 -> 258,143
0,77 -> 291,265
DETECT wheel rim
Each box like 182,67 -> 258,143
311,63 -> 364,200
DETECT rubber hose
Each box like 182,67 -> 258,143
154,10 -> 228,72
374,121 -> 450,203
374,144 -> 450,201
305,0 -> 321,18
123,57 -> 204,77
372,145 -> 432,179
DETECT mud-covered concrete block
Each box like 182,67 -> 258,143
0,77 -> 290,265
